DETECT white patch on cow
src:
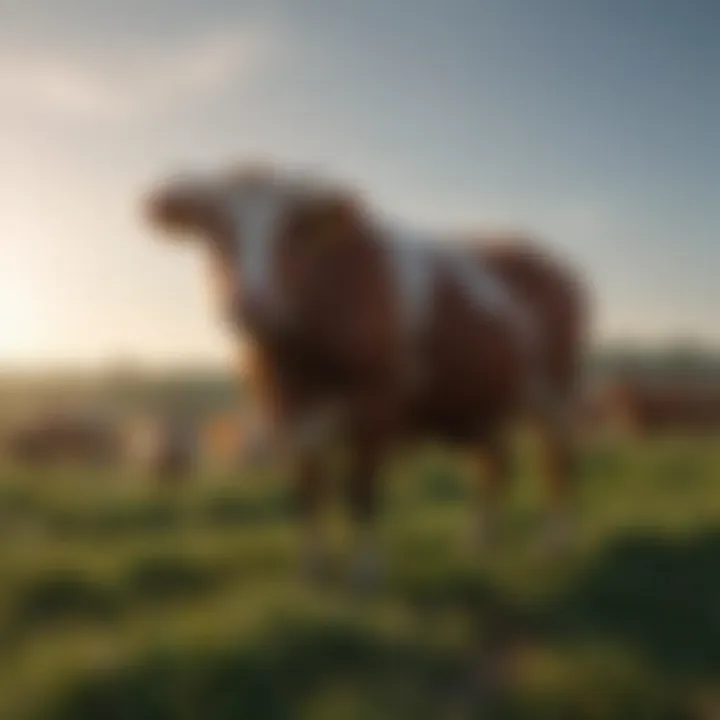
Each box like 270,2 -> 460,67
384,225 -> 436,339
213,171 -> 333,324
380,224 -> 438,388
443,247 -> 536,347
444,250 -> 543,405
383,224 -> 536,356
228,187 -> 286,317
381,222 -> 544,400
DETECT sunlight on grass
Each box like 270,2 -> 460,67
1,438 -> 719,717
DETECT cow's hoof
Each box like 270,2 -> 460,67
349,551 -> 383,597
534,514 -> 576,557
302,551 -> 334,587
468,516 -> 498,554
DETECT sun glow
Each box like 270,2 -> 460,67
0,284 -> 34,360
0,246 -> 41,362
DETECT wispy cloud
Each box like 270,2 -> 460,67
0,22 -> 280,121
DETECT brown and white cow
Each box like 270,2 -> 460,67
144,163 -> 589,585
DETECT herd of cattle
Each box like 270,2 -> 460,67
0,409 -> 244,482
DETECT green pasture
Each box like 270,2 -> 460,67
0,438 -> 719,718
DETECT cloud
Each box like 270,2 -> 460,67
0,22 -> 280,121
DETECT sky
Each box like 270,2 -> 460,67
0,0 -> 718,367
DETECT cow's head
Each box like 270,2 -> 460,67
144,163 -> 368,342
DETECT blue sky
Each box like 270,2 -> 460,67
0,0 -> 718,365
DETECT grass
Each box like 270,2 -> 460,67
0,438 -> 719,718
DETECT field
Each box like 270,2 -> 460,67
1,438 -> 720,719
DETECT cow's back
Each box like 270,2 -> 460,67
475,238 -> 588,397
411,237 -> 587,443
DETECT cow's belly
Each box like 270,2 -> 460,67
409,368 -> 523,444
408,404 -> 510,445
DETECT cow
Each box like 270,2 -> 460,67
597,381 -> 720,437
144,163 -> 589,586
5,411 -> 123,469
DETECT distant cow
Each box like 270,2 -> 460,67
145,163 -> 589,585
5,411 -> 122,468
598,382 -> 720,436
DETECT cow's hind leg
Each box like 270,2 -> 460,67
344,388 -> 399,594
468,435 -> 512,552
293,453 -> 332,584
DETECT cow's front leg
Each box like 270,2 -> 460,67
293,452 -> 332,584
346,445 -> 383,593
